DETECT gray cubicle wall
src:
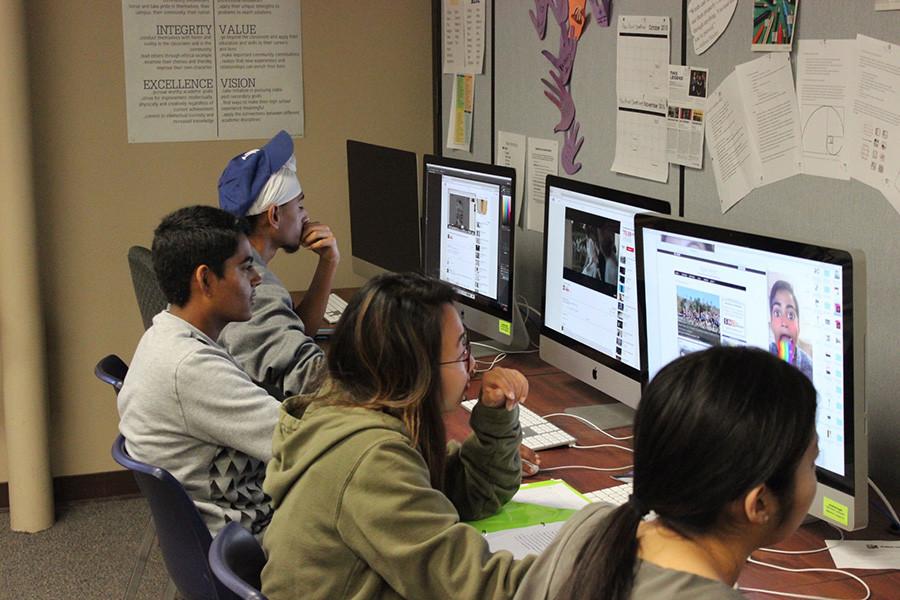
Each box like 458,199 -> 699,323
437,0 -> 900,501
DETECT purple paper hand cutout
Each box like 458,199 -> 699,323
541,70 -> 575,133
541,30 -> 577,85
529,0 -> 550,39
548,0 -> 569,28
561,122 -> 584,175
533,0 -> 590,175
588,0 -> 611,27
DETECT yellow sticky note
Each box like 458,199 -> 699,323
499,320 -> 512,336
823,497 -> 849,527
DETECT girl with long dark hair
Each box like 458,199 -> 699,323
261,272 -> 535,599
515,346 -> 819,600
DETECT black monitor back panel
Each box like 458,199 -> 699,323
346,140 -> 421,274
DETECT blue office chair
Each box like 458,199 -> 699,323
95,354 -> 159,599
94,354 -> 129,394
209,522 -> 268,600
111,434 -> 236,600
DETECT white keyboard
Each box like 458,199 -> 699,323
324,293 -> 348,324
583,482 -> 632,506
461,399 -> 576,451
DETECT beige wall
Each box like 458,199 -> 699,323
0,0 -> 433,484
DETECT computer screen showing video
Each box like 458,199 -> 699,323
636,216 -> 864,503
542,177 -> 670,378
422,155 -> 515,320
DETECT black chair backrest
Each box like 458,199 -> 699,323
111,434 -> 234,600
127,245 -> 167,330
94,354 -> 129,394
209,522 -> 268,600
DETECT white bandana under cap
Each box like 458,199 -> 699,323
245,155 -> 303,216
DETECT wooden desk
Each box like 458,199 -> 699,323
295,287 -> 898,596
447,353 -> 900,600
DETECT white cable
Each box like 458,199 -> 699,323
573,443 -> 634,453
470,341 -> 540,355
474,352 -> 507,372
516,295 -> 542,320
540,463 -> 633,473
757,523 -> 844,555
739,557 -> 870,600
868,477 -> 900,527
542,412 -> 634,441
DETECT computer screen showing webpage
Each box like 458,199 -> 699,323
423,161 -> 513,312
641,228 -> 848,477
544,185 -> 650,371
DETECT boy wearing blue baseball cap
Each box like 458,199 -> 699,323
217,131 -> 338,400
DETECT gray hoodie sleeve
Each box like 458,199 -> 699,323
219,280 -> 325,400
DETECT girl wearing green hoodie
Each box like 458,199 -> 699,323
261,272 -> 535,599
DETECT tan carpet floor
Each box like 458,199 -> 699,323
1,497 -> 171,600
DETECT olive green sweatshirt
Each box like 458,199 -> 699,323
261,391 -> 535,600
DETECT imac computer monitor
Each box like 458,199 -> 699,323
540,176 -> 670,425
346,140 -> 421,279
636,215 -> 867,530
422,155 -> 521,348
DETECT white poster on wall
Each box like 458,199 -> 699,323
122,0 -> 303,143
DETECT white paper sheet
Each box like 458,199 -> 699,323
484,521 -> 568,559
875,1 -> 900,10
687,0 -> 737,55
512,480 -> 590,510
667,65 -> 708,169
122,0 -> 303,142
827,540 -> 900,570
705,53 -> 801,212
442,0 -> 485,74
736,53 -> 802,187
446,74 -> 474,152
612,15 -> 670,183
797,40 -> 855,180
496,131 -> 527,229
526,137 -> 559,232
706,71 -> 758,211
847,35 -> 900,215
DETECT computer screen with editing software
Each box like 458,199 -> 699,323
636,214 -> 867,530
540,176 -> 670,425
346,140 -> 421,279
422,155 -> 524,349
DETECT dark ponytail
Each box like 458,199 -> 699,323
555,346 -> 817,600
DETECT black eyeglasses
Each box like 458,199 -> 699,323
439,331 -> 471,366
